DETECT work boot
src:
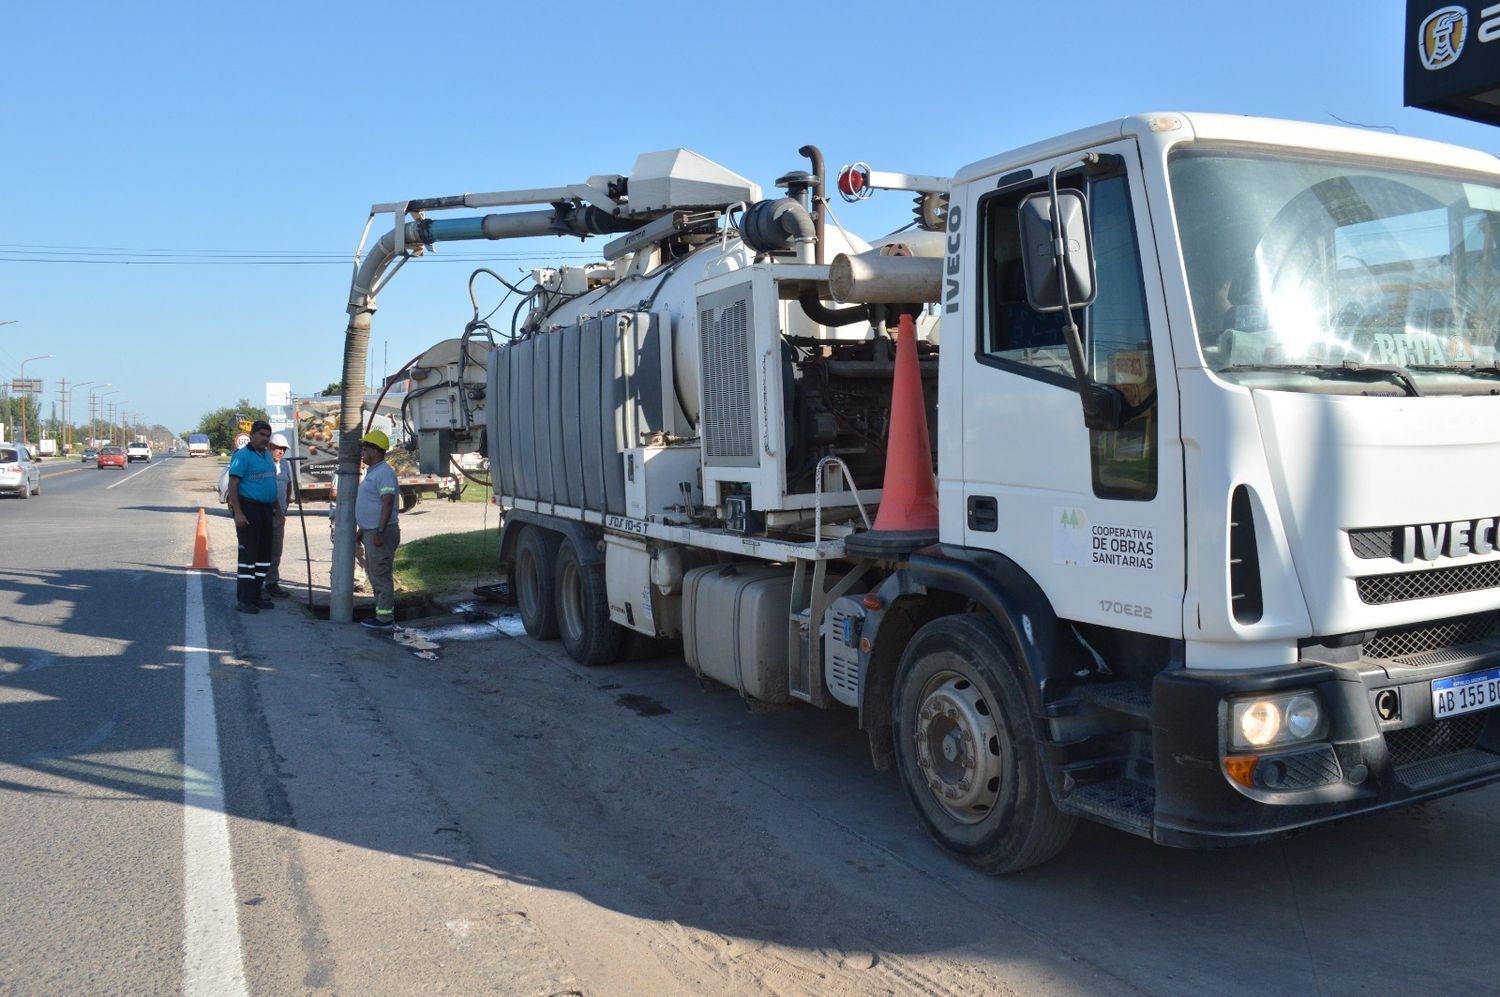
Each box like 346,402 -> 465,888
263,583 -> 289,597
361,616 -> 394,631
256,598 -> 275,610
236,602 -> 260,615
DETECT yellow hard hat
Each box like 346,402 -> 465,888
360,430 -> 390,452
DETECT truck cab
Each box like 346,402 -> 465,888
920,112 -> 1500,850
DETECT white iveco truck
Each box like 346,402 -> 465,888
371,112 -> 1500,872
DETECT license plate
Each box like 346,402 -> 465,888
1431,667 -> 1500,719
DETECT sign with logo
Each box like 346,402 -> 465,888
265,381 -> 293,436
10,378 -> 42,394
1405,2 -> 1500,125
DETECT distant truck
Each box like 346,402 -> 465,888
35,439 -> 57,458
292,397 -> 459,510
187,434 -> 210,457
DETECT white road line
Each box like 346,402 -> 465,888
106,460 -> 169,490
182,569 -> 249,996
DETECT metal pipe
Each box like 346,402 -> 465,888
799,145 -> 826,266
332,201 -> 644,622
828,251 -> 943,304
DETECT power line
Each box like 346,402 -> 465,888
0,252 -> 600,265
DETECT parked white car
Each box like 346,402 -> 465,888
0,445 -> 41,498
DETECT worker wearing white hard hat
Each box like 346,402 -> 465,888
264,432 -> 294,597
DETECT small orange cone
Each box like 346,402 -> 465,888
846,313 -> 940,556
191,508 -> 210,570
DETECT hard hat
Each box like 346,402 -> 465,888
270,433 -> 290,449
360,429 -> 390,452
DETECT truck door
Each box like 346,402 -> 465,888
957,140 -> 1184,636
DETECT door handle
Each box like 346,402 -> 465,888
968,495 -> 998,532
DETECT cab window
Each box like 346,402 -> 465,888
977,166 -> 1159,501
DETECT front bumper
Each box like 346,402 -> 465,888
1150,652 -> 1500,847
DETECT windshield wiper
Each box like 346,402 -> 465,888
1223,361 -> 1421,396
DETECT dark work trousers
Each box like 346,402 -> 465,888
235,498 -> 276,605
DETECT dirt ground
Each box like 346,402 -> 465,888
186,458 -> 1500,997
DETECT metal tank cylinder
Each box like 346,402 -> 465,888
540,226 -> 872,428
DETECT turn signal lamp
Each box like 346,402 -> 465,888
1224,755 -> 1258,788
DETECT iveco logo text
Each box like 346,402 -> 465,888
1420,4 -> 1500,70
1395,518 -> 1499,563
945,205 -> 962,315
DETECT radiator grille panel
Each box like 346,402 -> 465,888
1364,612 -> 1500,661
1356,561 -> 1500,604
699,295 -> 756,465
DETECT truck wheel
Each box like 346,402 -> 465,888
555,538 -> 622,666
514,527 -> 560,639
893,614 -> 1075,874
401,492 -> 419,512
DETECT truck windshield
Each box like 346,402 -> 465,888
1170,146 -> 1500,394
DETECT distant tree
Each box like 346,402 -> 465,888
196,399 -> 270,452
0,395 -> 40,445
321,382 -> 341,396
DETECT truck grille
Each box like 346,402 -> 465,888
1349,527 -> 1398,560
1355,562 -> 1500,605
1385,714 -> 1489,768
1363,611 -> 1500,661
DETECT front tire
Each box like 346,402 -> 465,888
513,526 -> 560,639
555,538 -> 622,666
893,614 -> 1075,874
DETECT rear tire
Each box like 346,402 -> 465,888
514,527 -> 561,639
19,481 -> 29,499
893,614 -> 1075,874
555,538 -> 622,666
401,491 -> 419,512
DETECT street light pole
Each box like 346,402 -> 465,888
71,381 -> 98,452
92,388 -> 117,448
17,354 -> 53,450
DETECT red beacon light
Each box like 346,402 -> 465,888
837,162 -> 872,202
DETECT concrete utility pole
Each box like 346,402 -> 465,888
71,381 -> 98,451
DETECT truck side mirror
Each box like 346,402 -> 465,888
1018,189 -> 1097,314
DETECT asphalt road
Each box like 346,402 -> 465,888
2,454 -> 1499,995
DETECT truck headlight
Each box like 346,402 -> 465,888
1228,691 -> 1325,750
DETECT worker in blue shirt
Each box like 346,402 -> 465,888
226,421 -> 283,614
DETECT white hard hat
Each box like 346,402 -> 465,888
270,433 -> 290,448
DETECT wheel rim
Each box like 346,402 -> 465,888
517,548 -> 541,620
912,669 -> 1005,824
558,557 -> 584,642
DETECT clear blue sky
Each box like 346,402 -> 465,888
3,0 -> 1496,434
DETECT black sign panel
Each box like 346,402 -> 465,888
1405,2 -> 1500,125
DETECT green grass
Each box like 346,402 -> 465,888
457,477 -> 494,503
393,527 -> 500,596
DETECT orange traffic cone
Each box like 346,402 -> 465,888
190,508 -> 210,570
845,313 -> 940,557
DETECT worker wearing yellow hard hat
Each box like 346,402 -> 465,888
355,429 -> 400,629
